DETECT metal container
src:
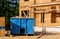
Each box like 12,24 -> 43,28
10,18 -> 20,34
10,18 -> 34,35
20,18 -> 26,34
20,18 -> 34,34
26,18 -> 34,34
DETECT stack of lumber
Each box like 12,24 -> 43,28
0,17 -> 6,37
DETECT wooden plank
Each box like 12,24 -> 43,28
28,2 -> 60,7
0,17 -> 5,26
0,29 -> 6,37
34,13 -> 41,27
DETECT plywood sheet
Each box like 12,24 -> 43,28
0,29 -> 6,37
0,17 -> 5,26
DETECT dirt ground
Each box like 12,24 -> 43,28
0,32 -> 60,39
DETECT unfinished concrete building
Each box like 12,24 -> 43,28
20,0 -> 60,27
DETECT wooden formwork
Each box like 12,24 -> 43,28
20,1 -> 60,27
34,5 -> 60,27
0,17 -> 5,26
0,29 -> 6,37
0,17 -> 6,37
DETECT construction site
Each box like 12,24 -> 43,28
0,0 -> 60,39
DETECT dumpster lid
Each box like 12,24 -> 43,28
10,17 -> 34,19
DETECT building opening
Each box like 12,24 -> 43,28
21,10 -> 29,17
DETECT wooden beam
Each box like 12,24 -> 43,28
33,9 -> 60,13
28,1 -> 60,7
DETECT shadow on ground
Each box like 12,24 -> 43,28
34,32 -> 57,36
9,32 -> 58,37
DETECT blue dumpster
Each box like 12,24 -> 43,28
26,18 -> 34,34
10,18 -> 20,34
10,18 -> 34,35
20,18 -> 26,34
20,18 -> 34,34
